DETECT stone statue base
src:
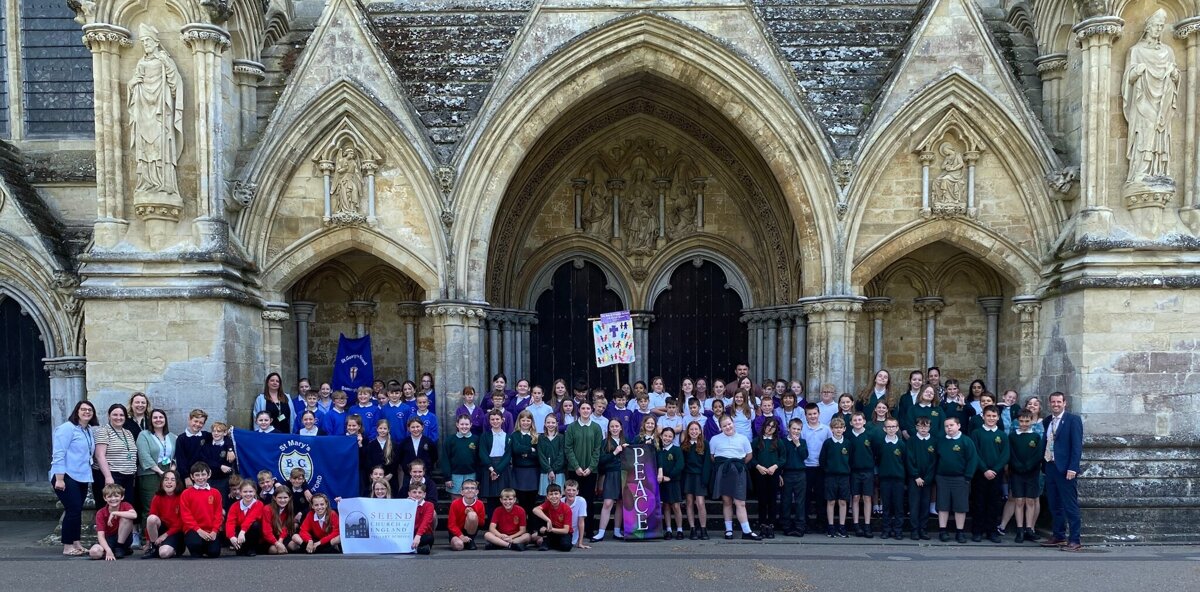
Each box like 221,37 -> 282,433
1124,177 -> 1174,237
133,190 -> 184,251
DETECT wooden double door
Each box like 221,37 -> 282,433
0,297 -> 53,482
530,260 -> 745,393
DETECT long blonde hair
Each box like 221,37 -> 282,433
376,419 -> 394,465
516,410 -> 538,445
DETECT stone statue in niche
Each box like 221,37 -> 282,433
333,145 -> 363,214
931,142 -> 966,212
583,184 -> 612,239
128,24 -> 183,201
668,186 -> 696,240
623,169 -> 658,255
1122,9 -> 1179,186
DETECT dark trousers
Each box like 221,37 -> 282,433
544,532 -> 572,551
92,470 -> 137,508
879,478 -> 905,532
780,471 -> 807,531
970,473 -> 1003,535
416,533 -> 434,551
184,531 -> 222,557
233,523 -> 262,555
575,472 -> 598,535
907,480 -> 931,532
804,467 -> 824,527
52,476 -> 90,545
1045,461 -> 1081,543
754,472 -> 780,526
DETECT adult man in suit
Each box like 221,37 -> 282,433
1041,391 -> 1084,551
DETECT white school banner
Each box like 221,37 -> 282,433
337,498 -> 417,554
593,310 -> 635,367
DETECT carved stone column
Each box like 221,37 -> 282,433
424,302 -> 488,428
262,304 -> 290,375
691,177 -> 707,229
764,312 -> 779,380
571,178 -> 587,232
778,313 -> 793,382
802,297 -> 865,395
501,312 -> 517,381
1035,53 -> 1068,145
1072,16 -> 1124,234
232,60 -> 264,145
1178,17 -> 1200,231
291,301 -> 316,381
632,312 -> 654,383
398,302 -> 424,380
977,297 -> 1004,391
864,297 -> 893,373
607,179 -> 625,248
912,297 -> 945,370
792,311 -> 807,392
181,23 -> 232,248
1011,296 -> 1042,391
919,150 -> 935,210
654,177 -> 671,248
44,356 -> 87,428
82,24 -> 133,248
347,301 -> 377,337
516,312 -> 536,381
487,317 -> 502,379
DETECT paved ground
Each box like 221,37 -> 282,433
5,522 -> 1198,591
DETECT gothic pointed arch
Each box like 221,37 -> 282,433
454,13 -> 838,301
260,227 -> 439,301
236,80 -> 445,298
519,242 -> 632,312
0,231 -> 80,358
846,72 -> 1062,293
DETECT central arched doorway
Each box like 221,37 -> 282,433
649,259 -> 747,389
486,74 -> 804,391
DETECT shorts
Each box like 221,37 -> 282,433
1009,471 -> 1041,498
538,472 -> 565,497
542,532 -> 572,551
824,474 -> 851,502
850,470 -> 874,496
449,474 -> 476,496
158,532 -> 184,551
104,533 -> 129,555
935,475 -> 969,513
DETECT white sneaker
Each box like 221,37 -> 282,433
132,532 -> 143,549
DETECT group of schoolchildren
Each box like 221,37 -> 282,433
89,366 -> 1054,560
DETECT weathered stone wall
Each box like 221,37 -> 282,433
83,299 -> 264,429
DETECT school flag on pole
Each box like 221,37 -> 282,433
593,310 -> 635,367
332,333 -> 373,396
233,429 -> 360,501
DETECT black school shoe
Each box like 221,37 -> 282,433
466,539 -> 478,550
699,528 -> 709,540
956,532 -> 968,544
742,531 -> 762,541
988,532 -> 1003,544
538,542 -> 549,551
939,531 -> 951,542
141,543 -> 157,559
416,545 -> 432,555
863,526 -> 874,539
689,528 -> 698,540
971,533 -> 983,543
511,543 -> 527,552
1024,528 -> 1041,541
725,531 -> 734,540
836,525 -> 849,538
827,526 -> 836,538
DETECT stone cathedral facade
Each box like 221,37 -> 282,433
0,0 -> 1196,539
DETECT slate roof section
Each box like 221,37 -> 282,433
751,0 -> 927,156
365,1 -> 533,163
0,141 -> 78,270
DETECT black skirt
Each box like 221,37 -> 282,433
479,457 -> 513,498
601,471 -> 624,501
512,466 -> 539,492
712,460 -> 748,500
682,473 -> 707,497
660,480 -> 683,504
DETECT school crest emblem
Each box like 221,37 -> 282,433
864,440 -> 871,447
841,448 -> 848,455
932,410 -> 940,417
1028,440 -> 1037,448
668,454 -> 674,461
894,449 -> 902,456
995,436 -> 1002,444
279,447 -> 314,483
469,443 -> 476,450
927,446 -> 934,453
952,445 -> 961,452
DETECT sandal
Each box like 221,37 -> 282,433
63,548 -> 85,556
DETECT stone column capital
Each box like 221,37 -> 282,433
232,59 -> 266,82
912,296 -> 946,315
690,177 -> 708,190
918,150 -> 935,166
1011,295 -> 1042,318
800,296 -> 865,316
181,22 -> 232,53
81,23 -> 133,51
44,356 -> 88,378
291,301 -> 317,320
347,300 -> 378,322
631,311 -> 655,329
653,177 -> 672,190
976,296 -> 1005,316
1034,53 -> 1068,76
396,301 -> 424,319
1073,16 -> 1124,45
262,307 -> 290,322
605,179 -> 626,191
570,178 -> 589,190
1176,16 -> 1200,39
424,300 -> 488,320
863,297 -> 893,316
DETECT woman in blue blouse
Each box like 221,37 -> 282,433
50,401 -> 99,556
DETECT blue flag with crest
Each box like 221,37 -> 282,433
233,428 -> 361,500
332,333 -> 373,396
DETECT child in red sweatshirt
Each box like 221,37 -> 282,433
225,480 -> 264,556
295,493 -> 341,553
180,462 -> 223,558
410,483 -> 435,555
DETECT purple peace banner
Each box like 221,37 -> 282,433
621,443 -> 662,540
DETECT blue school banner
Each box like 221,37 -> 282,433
332,333 -> 374,395
233,429 -> 360,500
